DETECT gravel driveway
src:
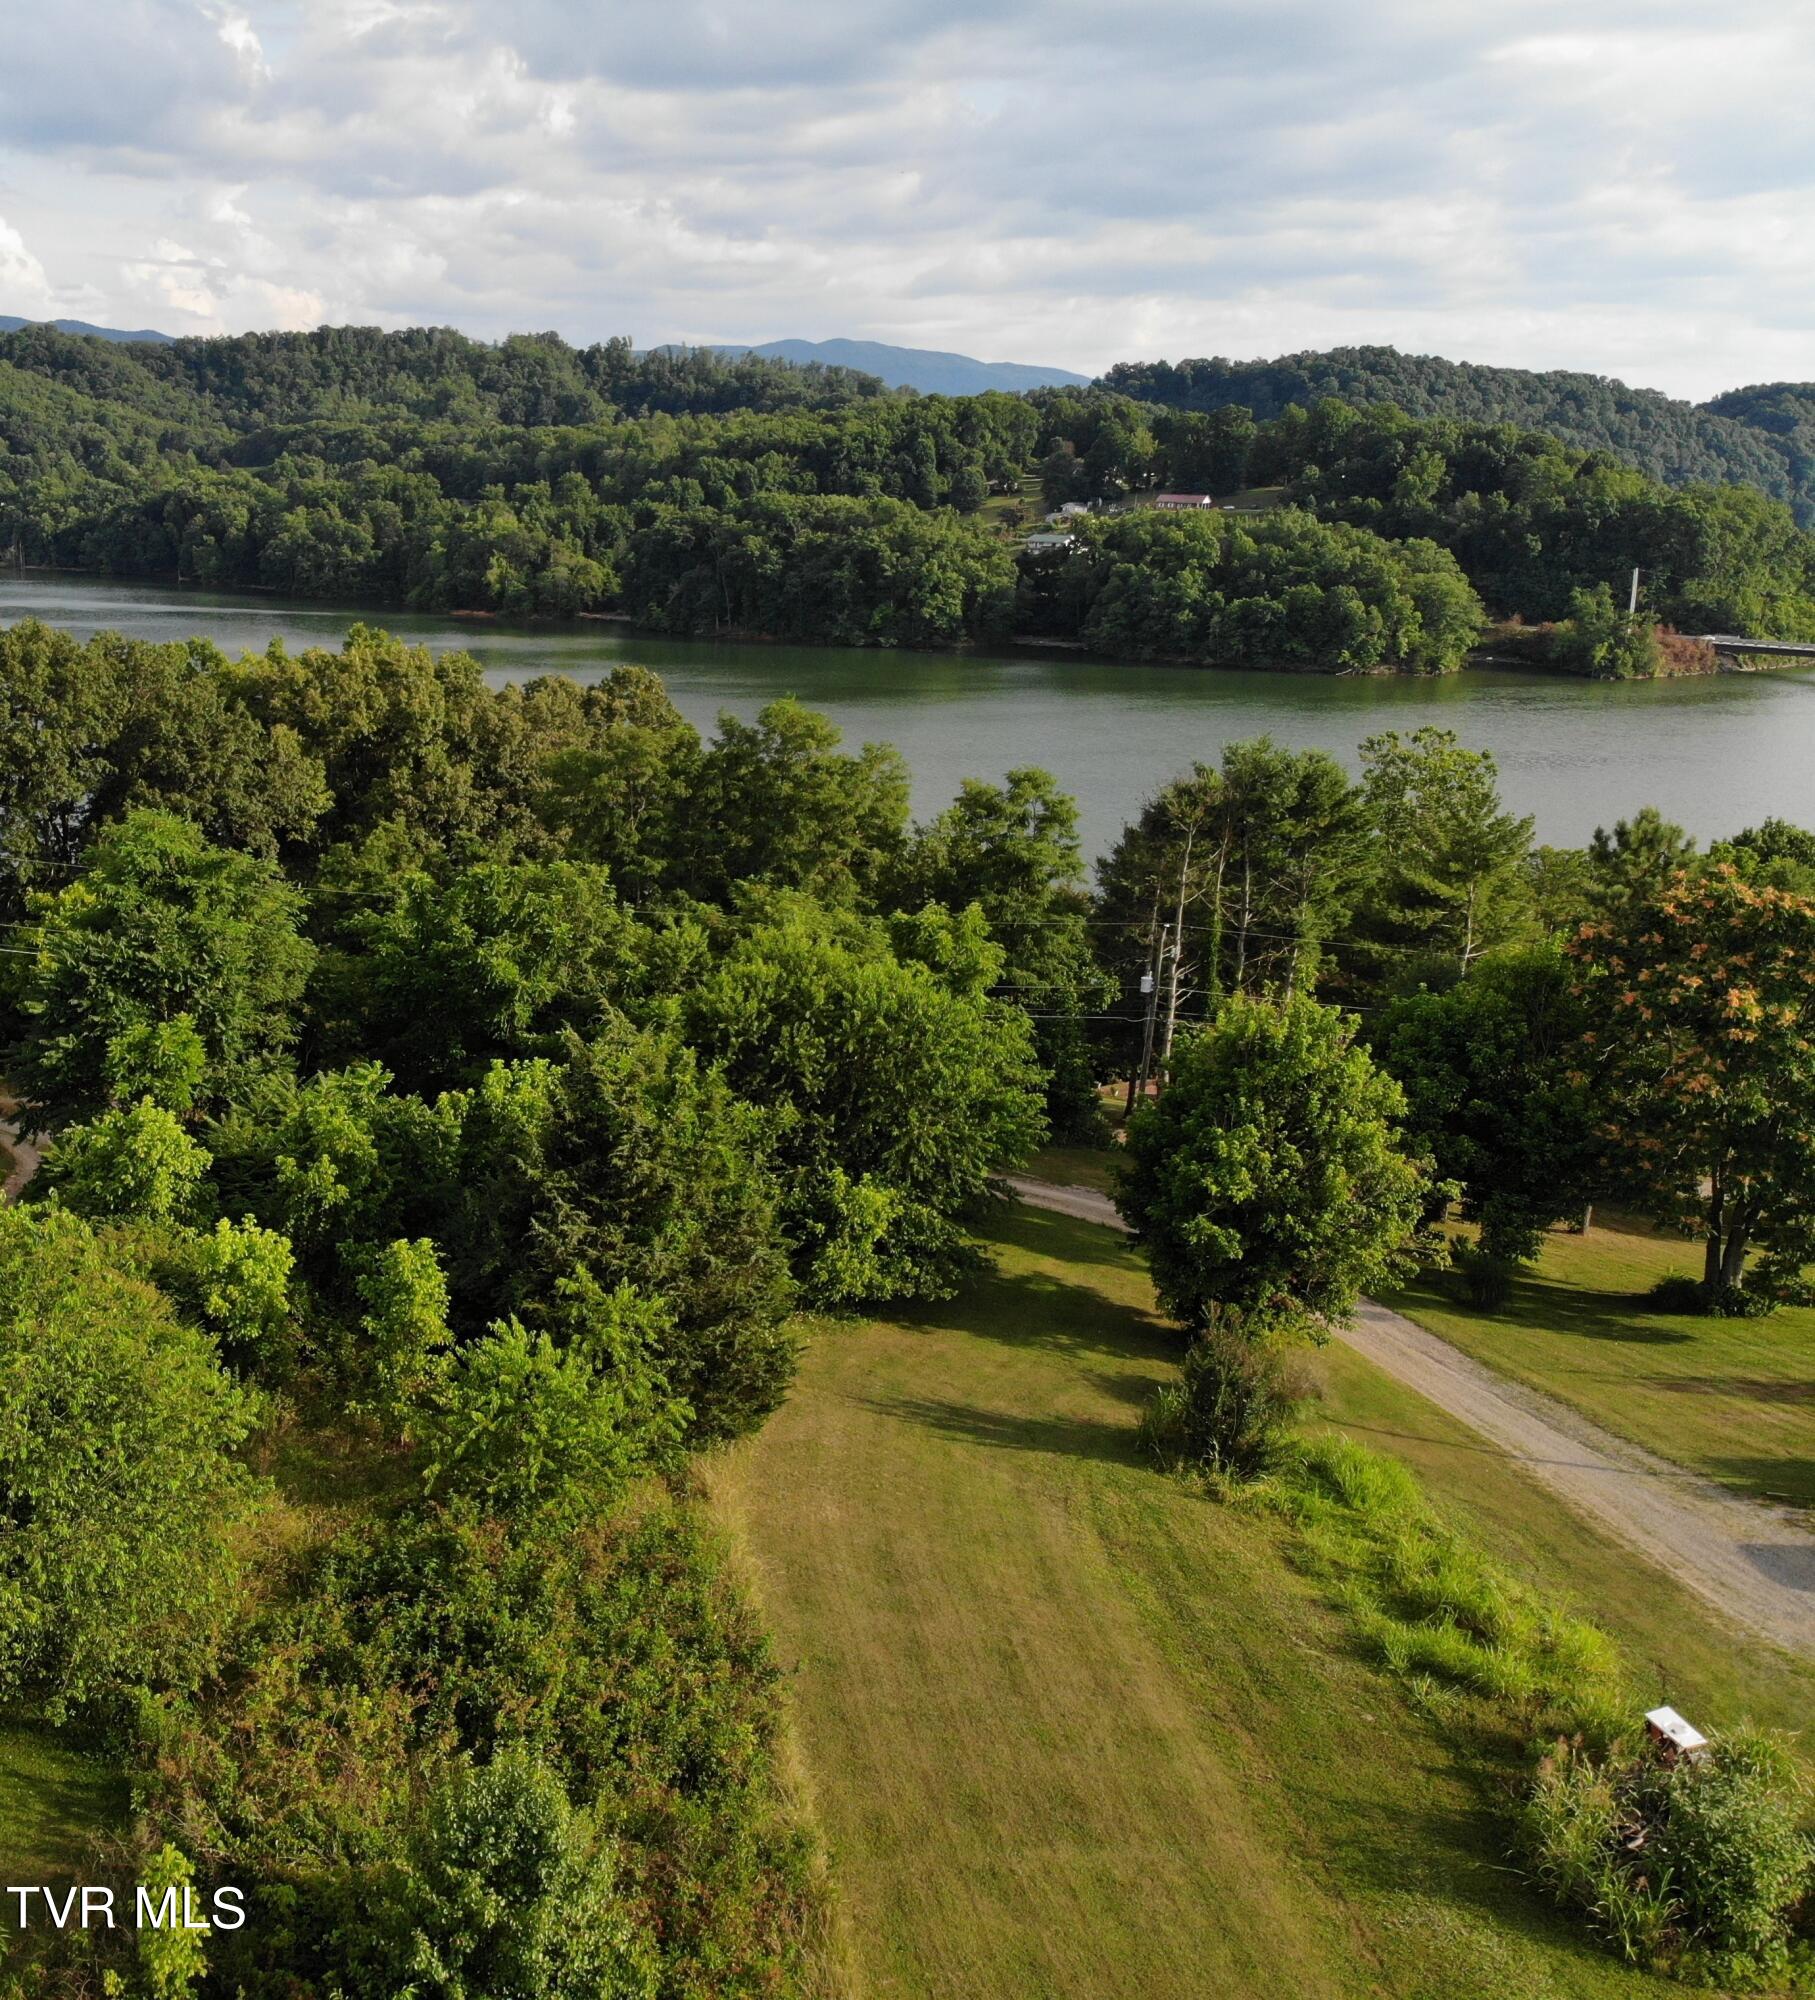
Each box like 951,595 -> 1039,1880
1006,1173 -> 1815,1658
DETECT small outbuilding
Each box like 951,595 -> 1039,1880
1022,532 -> 1079,554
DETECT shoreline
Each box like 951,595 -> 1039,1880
5,564 -> 1813,685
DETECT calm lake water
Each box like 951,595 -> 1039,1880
5,570 -> 1813,858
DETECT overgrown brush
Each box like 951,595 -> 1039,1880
1246,1430 -> 1815,1983
1265,1434 -> 1626,1742
1136,1322 -> 1306,1478
1517,1733 -> 1814,1985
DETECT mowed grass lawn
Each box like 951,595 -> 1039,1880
1385,1221 -> 1815,1509
711,1207 -> 1812,2000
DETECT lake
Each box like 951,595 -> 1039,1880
5,570 -> 1812,858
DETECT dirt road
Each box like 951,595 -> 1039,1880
0,1098 -> 40,1201
1005,1173 -> 1815,1658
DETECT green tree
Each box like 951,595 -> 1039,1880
1355,727 -> 1535,985
1574,866 -> 1815,1307
6,808 -> 312,1128
104,1013 -> 207,1113
453,1027 -> 797,1442
896,768 -> 1113,1135
155,1215 -> 299,1381
1554,583 -> 1664,678
203,1062 -> 464,1299
316,858 -> 652,1093
1586,806 -> 1698,909
350,1236 -> 455,1418
1095,742 -> 1367,1081
676,699 -> 909,906
0,619 -> 123,915
532,667 -> 702,901
1376,944 -> 1598,1262
241,626 -> 523,855
386,1748 -> 656,2000
89,635 -> 333,856
1116,994 -> 1427,1334
1710,816 -> 1815,894
421,1279 -> 685,1518
0,1206 -> 258,1705
36,1097 -> 210,1225
685,901 -> 1045,1306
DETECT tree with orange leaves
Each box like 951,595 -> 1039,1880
1572,865 -> 1815,1310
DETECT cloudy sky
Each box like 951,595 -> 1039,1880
3,1 -> 1812,398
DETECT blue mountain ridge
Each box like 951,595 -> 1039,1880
700,337 -> 1089,396
0,315 -> 176,343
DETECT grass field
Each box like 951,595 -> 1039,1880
1385,1222 -> 1815,1510
979,471 -> 1046,539
1025,1141 -> 1118,1194
712,1207 -> 1809,2000
0,1724 -> 127,1879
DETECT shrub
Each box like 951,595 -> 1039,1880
1643,1270 -> 1778,1319
1138,1324 -> 1304,1478
1449,1241 -> 1517,1311
137,1490 -> 822,1997
0,1206 -> 259,1708
420,1281 -> 687,1518
1517,1733 -> 1814,1982
1645,1272 -> 1708,1315
137,1843 -> 211,2000
372,1748 -> 657,2000
155,1215 -> 300,1381
348,1236 -> 453,1418
1706,1280 -> 1779,1320
37,1098 -> 210,1225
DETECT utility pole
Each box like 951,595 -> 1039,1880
1158,825 -> 1195,1077
1127,920 -> 1169,1114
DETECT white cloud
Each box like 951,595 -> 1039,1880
0,215 -> 54,314
1,1 -> 1813,397
210,6 -> 271,81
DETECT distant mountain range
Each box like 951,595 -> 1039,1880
704,337 -> 1090,396
0,315 -> 175,344
0,319 -> 1087,394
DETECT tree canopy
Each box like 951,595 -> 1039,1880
1115,994 -> 1428,1335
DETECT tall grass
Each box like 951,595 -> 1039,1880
1241,1431 -> 1812,1982
1263,1434 -> 1626,1742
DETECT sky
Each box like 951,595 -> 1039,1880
3,1 -> 1813,400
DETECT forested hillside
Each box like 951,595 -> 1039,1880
1033,389 -> 1815,640
1102,347 -> 1815,520
7,323 -> 1815,665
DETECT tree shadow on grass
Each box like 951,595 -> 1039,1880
1395,1273 -> 1695,1348
1651,1375 -> 1815,1405
1298,1777 -> 1624,1970
1698,1458 -> 1815,1509
901,1256 -> 1175,1376
1739,1541 -> 1815,1592
854,1391 -> 1149,1469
